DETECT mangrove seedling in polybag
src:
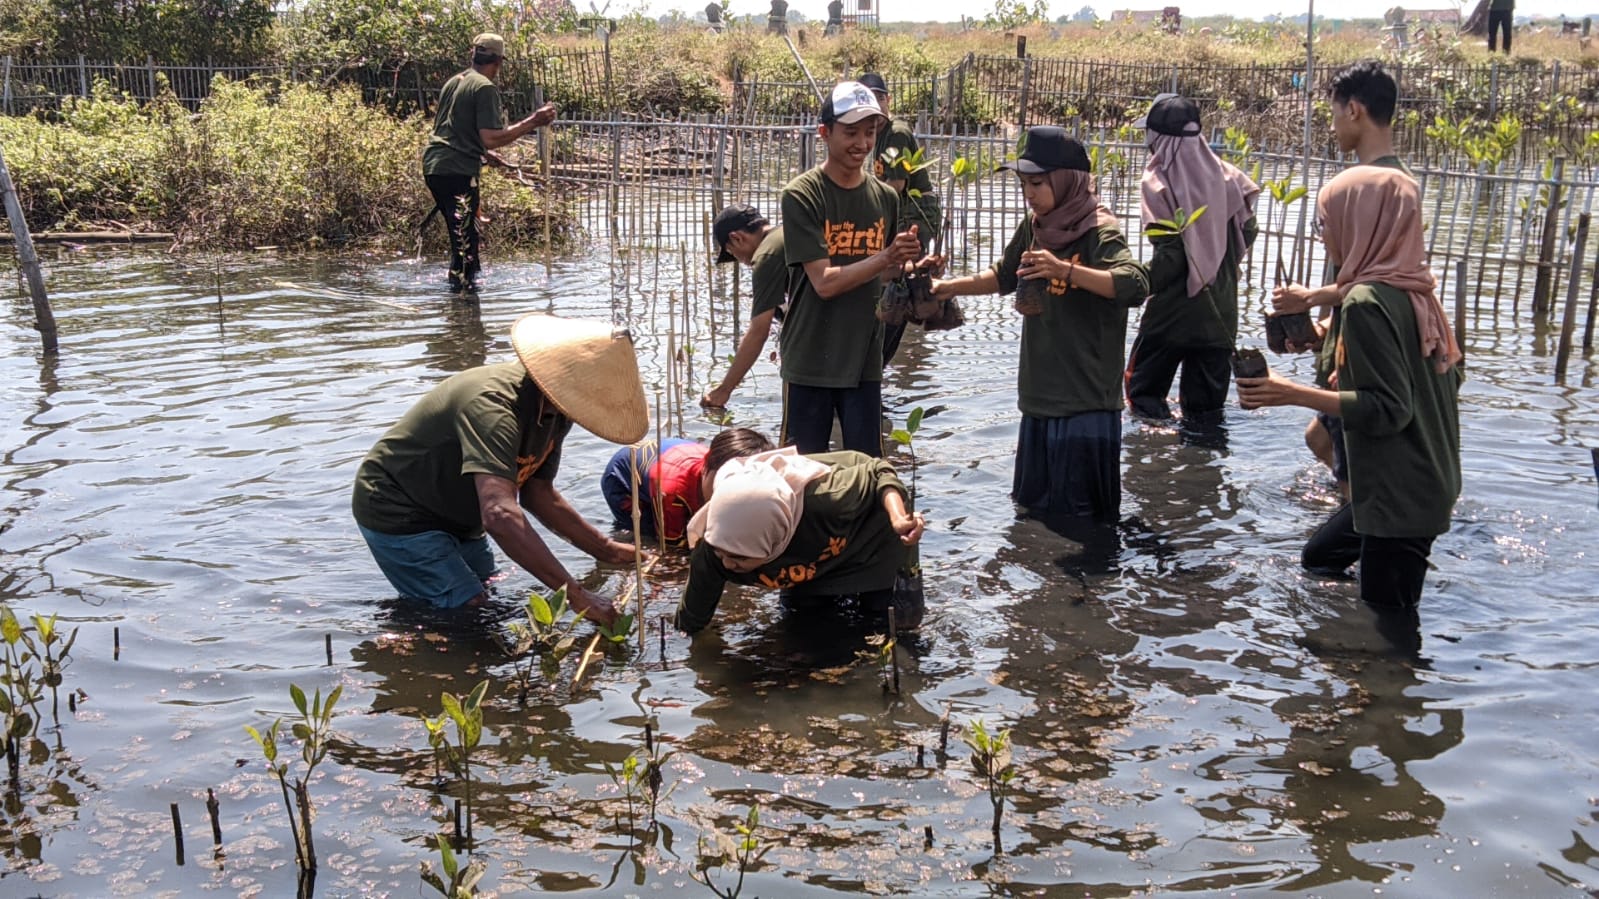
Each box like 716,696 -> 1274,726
243,682 -> 343,875
694,803 -> 769,899
420,831 -> 487,898
963,718 -> 1017,855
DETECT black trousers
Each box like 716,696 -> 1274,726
781,381 -> 883,456
1124,335 -> 1232,422
1302,503 -> 1435,609
1488,9 -> 1512,53
424,173 -> 481,289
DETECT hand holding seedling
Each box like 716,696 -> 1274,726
892,510 -> 926,546
882,225 -> 922,269
522,102 -> 558,133
912,253 -> 947,279
1236,369 -> 1340,414
1018,247 -> 1072,283
700,384 -> 733,410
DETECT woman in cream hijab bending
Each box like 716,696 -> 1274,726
673,448 -> 925,635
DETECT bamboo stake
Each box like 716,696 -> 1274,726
1554,213 -> 1589,383
207,788 -> 223,850
0,143 -> 56,353
1583,244 -> 1599,354
629,445 -> 646,654
171,802 -> 186,866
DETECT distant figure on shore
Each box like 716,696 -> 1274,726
706,1 -> 724,32
825,0 -> 844,35
769,0 -> 789,34
421,34 -> 556,293
1488,0 -> 1514,53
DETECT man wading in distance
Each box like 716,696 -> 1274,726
421,33 -> 558,293
702,203 -> 788,410
778,81 -> 930,457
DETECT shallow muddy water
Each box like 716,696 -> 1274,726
1,221 -> 1597,897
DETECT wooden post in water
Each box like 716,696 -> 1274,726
1455,258 -> 1467,354
1532,157 -> 1566,318
1583,244 -> 1599,354
1553,213 -> 1589,383
0,143 -> 58,353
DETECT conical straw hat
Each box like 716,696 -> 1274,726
510,313 -> 648,445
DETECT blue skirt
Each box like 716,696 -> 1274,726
1012,411 -> 1122,523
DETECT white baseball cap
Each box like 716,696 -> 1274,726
821,81 -> 886,125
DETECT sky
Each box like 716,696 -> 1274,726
638,0 -> 1586,23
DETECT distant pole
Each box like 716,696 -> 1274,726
1553,213 -> 1589,384
0,144 -> 57,353
1293,0 -> 1316,284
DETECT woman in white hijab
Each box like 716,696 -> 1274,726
674,448 -> 925,634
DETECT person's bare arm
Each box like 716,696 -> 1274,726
519,477 -> 633,565
475,474 -> 617,622
480,102 -> 557,150
801,226 -> 922,298
701,309 -> 776,408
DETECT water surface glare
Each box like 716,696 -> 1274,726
1,240 -> 1597,897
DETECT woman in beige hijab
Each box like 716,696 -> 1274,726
674,448 -> 925,634
1237,165 -> 1461,650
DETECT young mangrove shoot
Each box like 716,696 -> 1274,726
420,831 -> 487,898
963,718 -> 1017,855
243,682 -> 343,875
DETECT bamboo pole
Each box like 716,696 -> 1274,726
1583,242 -> 1599,354
1455,258 -> 1467,354
1532,157 -> 1566,317
1553,213 -> 1589,383
0,143 -> 57,353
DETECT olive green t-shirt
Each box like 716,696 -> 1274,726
993,218 -> 1152,418
422,70 -> 505,178
750,226 -> 790,320
674,451 -> 909,633
1335,282 -> 1461,538
873,117 -> 939,249
351,361 -> 571,537
1316,155 -> 1414,387
780,167 -> 901,388
1138,216 -> 1258,348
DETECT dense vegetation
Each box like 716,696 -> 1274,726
0,80 -> 574,249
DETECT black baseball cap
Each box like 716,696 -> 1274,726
997,126 -> 1091,175
712,203 -> 768,264
858,72 -> 888,95
1134,93 -> 1202,136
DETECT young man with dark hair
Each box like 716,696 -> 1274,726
1269,59 -> 1416,570
1272,60 -> 1411,500
860,71 -> 942,365
701,203 -> 787,409
779,81 -> 924,456
422,33 -> 558,292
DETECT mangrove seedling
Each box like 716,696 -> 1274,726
889,405 -> 925,504
963,718 -> 1017,855
1144,205 -> 1209,239
694,804 -> 769,899
856,632 -> 898,694
21,613 -> 77,727
243,682 -> 343,875
1264,174 -> 1309,281
420,831 -> 487,898
436,679 -> 488,846
605,722 -> 673,845
502,586 -> 584,705
1,607 -> 44,790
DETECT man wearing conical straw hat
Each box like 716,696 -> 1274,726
352,314 -> 648,623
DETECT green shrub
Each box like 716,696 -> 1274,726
0,78 -> 577,250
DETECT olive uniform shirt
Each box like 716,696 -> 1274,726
674,452 -> 909,633
993,219 -> 1152,418
780,167 -> 901,388
1335,282 -> 1461,538
1137,217 -> 1258,348
352,362 -> 570,537
422,70 -> 505,178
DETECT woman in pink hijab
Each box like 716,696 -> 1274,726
673,448 -> 925,635
1237,165 -> 1461,648
1125,94 -> 1261,426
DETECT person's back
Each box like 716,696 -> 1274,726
422,70 -> 500,178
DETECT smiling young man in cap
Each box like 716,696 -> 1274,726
422,33 -> 559,292
779,81 -> 925,456
352,314 -> 648,623
701,203 -> 787,410
860,71 -> 942,365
